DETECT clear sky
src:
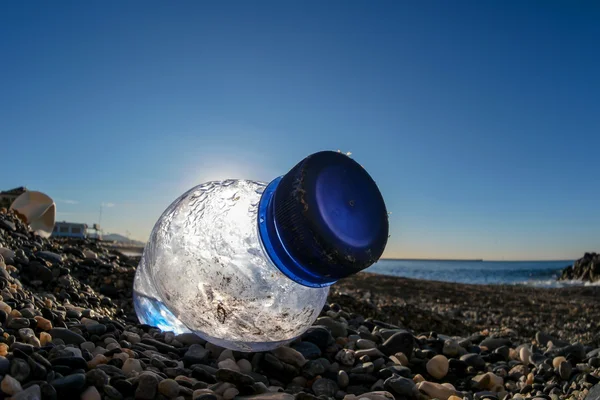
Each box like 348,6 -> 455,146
1,1 -> 599,260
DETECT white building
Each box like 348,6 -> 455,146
52,221 -> 88,238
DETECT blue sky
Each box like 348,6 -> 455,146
1,1 -> 599,260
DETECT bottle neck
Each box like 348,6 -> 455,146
257,177 -> 337,288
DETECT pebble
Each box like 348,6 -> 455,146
336,349 -> 355,366
558,361 -> 572,380
136,374 -> 159,400
427,355 -> 449,379
237,358 -> 253,374
292,341 -> 322,359
384,375 -> 417,398
417,381 -> 457,400
48,328 -> 86,345
11,358 -> 31,382
272,346 -> 307,368
1,374 -> 23,395
11,384 -> 41,400
338,370 -> 350,388
158,379 -> 181,398
81,386 -> 102,400
34,316 -> 52,330
218,358 -> 240,371
379,332 -> 414,357
51,373 -> 87,393
223,388 -> 239,400
520,346 -> 532,364
122,358 -> 143,375
309,378 -> 336,397
315,317 -> 347,338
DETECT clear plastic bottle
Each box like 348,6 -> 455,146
133,151 -> 388,351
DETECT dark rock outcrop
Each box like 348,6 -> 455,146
559,252 -> 600,282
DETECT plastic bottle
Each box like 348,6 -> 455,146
133,150 -> 389,351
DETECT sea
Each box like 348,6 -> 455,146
365,259 -> 596,288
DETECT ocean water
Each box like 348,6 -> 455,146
365,259 -> 595,287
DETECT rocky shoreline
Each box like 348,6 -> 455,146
1,209 -> 599,400
559,253 -> 600,283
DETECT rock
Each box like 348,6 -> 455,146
237,359 -> 252,374
235,393 -> 295,400
86,368 -> 110,388
51,373 -> 87,393
292,342 -> 322,359
183,344 -> 210,366
558,361 -> 572,380
217,359 -> 240,371
301,326 -> 334,349
175,333 -> 206,346
10,358 -> 31,382
461,353 -> 486,370
417,381 -> 457,400
315,317 -> 347,338
159,379 -> 181,398
302,360 -> 326,379
384,375 -> 417,398
8,318 -> 30,329
81,386 -> 102,400
356,339 -> 377,349
587,384 -> 600,400
34,316 -> 52,331
335,349 -> 355,366
0,358 -> 9,378
379,365 -> 412,380
519,346 -> 531,364
272,346 -> 307,368
48,328 -> 85,345
472,373 -> 503,390
122,358 -> 143,375
1,374 -> 23,395
480,338 -> 511,351
443,339 -> 462,357
216,368 -> 255,386
379,332 -> 414,357
343,391 -> 395,400
36,251 -> 63,264
338,370 -> 349,389
426,355 -> 449,379
355,348 -> 385,358
135,374 -> 159,400
312,378 -> 338,397
11,384 -> 41,400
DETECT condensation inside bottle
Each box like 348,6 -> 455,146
133,179 -> 329,351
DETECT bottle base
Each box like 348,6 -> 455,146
133,291 -> 299,352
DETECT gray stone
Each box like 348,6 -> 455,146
135,374 -> 159,400
379,332 -> 414,357
49,328 -> 86,345
315,317 -> 347,338
11,384 -> 41,400
312,378 -> 338,397
384,375 -> 417,398
338,370 -> 349,389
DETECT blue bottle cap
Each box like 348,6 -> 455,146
258,151 -> 389,287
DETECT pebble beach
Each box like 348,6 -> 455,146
1,209 -> 599,400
